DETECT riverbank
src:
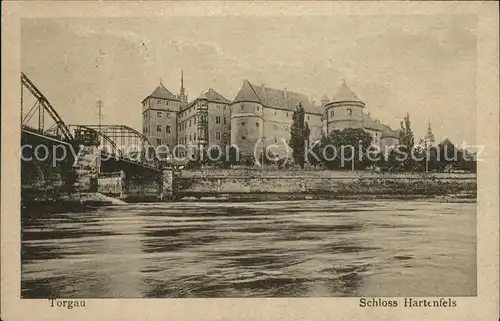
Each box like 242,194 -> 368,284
175,169 -> 477,198
177,191 -> 476,203
22,192 -> 126,214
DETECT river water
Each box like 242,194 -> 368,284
21,199 -> 476,298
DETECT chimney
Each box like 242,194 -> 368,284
283,88 -> 288,99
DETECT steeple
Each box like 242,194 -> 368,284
425,117 -> 435,146
178,70 -> 187,102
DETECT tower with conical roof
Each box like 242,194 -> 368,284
324,80 -> 365,134
230,80 -> 264,155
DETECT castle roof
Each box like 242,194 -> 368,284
233,80 -> 322,115
380,124 -> 399,138
362,113 -> 384,131
333,81 -> 363,103
142,83 -> 180,103
205,88 -> 231,103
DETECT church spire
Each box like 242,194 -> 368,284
425,116 -> 435,146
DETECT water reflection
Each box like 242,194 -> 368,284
21,200 -> 476,298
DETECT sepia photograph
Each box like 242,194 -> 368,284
2,1 -> 499,321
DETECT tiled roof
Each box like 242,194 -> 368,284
143,83 -> 180,102
380,124 -> 399,138
362,113 -> 384,131
333,81 -> 363,103
233,80 -> 322,115
233,80 -> 261,104
205,88 -> 231,103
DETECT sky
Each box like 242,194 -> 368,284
21,15 -> 477,146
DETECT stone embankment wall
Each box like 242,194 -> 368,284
175,169 -> 476,196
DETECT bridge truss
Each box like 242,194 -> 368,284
21,72 -> 74,141
69,125 -> 161,169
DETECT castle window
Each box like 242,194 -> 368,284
307,116 -> 310,120
347,108 -> 352,116
330,110 -> 334,117
167,112 -> 171,118
157,125 -> 161,132
156,138 -> 162,145
166,101 -> 169,106
189,134 -> 192,141
166,125 -> 171,133
194,117 -> 197,125
286,112 -> 289,117
256,122 -> 259,127
216,116 -> 221,124
157,112 -> 162,118
157,100 -> 161,104
241,104 -> 244,110
274,110 -> 277,116
194,133 -> 196,140
241,122 -> 246,126
216,132 -> 221,140
273,125 -> 277,130
257,106 -> 260,112
242,136 -> 246,140
224,117 -> 227,125
189,119 -> 192,127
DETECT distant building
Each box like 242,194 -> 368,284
424,119 -> 436,147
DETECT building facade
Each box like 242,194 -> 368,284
142,73 -> 231,159
231,80 -> 323,157
142,75 -> 400,161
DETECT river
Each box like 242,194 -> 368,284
21,199 -> 476,298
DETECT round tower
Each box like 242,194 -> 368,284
230,80 -> 264,156
325,81 -> 365,133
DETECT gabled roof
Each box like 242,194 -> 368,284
333,81 -> 363,103
205,88 -> 231,103
233,80 -> 261,104
233,80 -> 323,115
143,83 -> 180,103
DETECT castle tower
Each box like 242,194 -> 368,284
230,80 -> 264,156
141,79 -> 182,150
424,118 -> 435,147
324,80 -> 365,134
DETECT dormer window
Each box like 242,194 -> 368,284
347,108 -> 353,116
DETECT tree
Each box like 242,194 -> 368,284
398,113 -> 415,170
289,103 -> 308,168
318,128 -> 373,170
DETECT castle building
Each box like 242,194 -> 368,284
142,72 -> 231,158
323,80 -> 400,151
142,75 -> 400,160
141,78 -> 186,150
231,80 -> 324,157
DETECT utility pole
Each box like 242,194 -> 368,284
97,100 -> 103,127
